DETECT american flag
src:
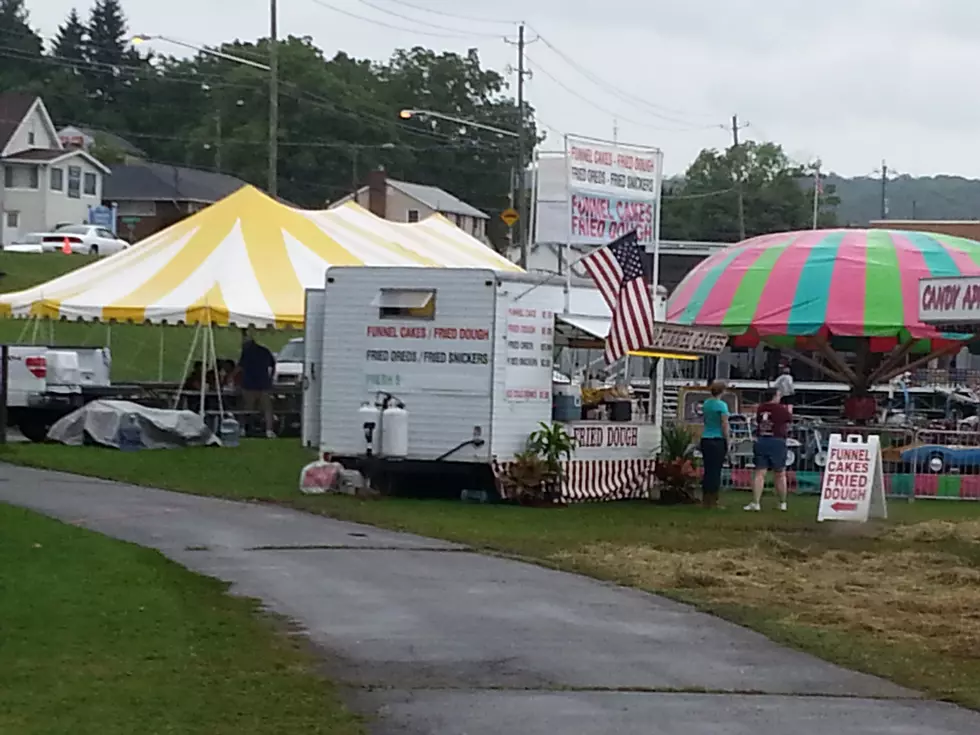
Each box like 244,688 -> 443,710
580,230 -> 656,364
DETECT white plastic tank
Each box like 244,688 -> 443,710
381,404 -> 409,458
358,403 -> 381,454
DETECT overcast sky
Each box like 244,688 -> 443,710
26,0 -> 980,178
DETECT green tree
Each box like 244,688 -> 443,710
662,141 -> 839,242
53,7 -> 86,64
85,0 -> 139,113
0,0 -> 43,89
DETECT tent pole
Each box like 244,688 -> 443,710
158,327 -> 165,382
49,318 -> 54,345
106,324 -> 112,349
208,322 -> 224,418
16,317 -> 32,343
173,322 -> 201,410
30,316 -> 40,344
199,318 -> 208,417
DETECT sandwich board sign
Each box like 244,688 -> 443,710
817,434 -> 887,522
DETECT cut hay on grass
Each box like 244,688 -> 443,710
555,533 -> 980,659
887,519 -> 980,544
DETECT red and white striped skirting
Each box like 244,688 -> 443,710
493,458 -> 656,503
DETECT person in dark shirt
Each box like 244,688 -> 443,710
238,329 -> 277,438
746,388 -> 793,512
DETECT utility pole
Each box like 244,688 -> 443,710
351,146 -> 359,198
215,108 -> 222,173
880,159 -> 888,220
268,0 -> 279,197
812,161 -> 820,230
516,22 -> 528,269
732,114 -> 746,241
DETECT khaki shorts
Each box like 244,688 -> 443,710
242,390 -> 272,414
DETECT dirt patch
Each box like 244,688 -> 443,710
555,534 -> 980,658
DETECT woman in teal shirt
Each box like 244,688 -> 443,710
699,381 -> 730,508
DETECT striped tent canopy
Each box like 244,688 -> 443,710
667,228 -> 980,353
0,185 -> 521,328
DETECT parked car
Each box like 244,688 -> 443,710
274,338 -> 304,386
34,224 -> 130,255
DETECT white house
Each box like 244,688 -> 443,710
0,93 -> 109,246
330,170 -> 491,244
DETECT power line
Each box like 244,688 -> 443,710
529,29 -> 721,127
351,0 -> 505,37
302,0 -> 497,39
525,54 -> 718,133
366,0 -> 519,25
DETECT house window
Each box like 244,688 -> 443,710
83,172 -> 97,196
5,211 -> 18,228
373,288 -> 436,321
26,166 -> 38,189
3,166 -> 11,189
407,209 -> 420,223
67,166 -> 81,199
50,167 -> 63,191
27,131 -> 35,145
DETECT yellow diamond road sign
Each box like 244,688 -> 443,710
500,208 -> 519,227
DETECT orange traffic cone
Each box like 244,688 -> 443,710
61,237 -> 72,255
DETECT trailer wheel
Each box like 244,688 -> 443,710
19,417 -> 51,443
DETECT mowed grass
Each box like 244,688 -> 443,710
0,501 -> 362,735
0,252 -> 294,381
4,439 -> 980,707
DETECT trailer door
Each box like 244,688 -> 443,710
302,288 -> 326,448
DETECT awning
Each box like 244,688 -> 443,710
555,315 -> 723,360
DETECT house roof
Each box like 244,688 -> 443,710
104,161 -> 249,203
387,179 -> 489,219
1,148 -> 66,161
0,92 -> 36,151
1,146 -> 111,173
61,125 -> 146,158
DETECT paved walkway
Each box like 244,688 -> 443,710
2,464 -> 978,734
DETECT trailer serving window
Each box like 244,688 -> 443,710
373,288 -> 436,320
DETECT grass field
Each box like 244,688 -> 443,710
0,252 -> 294,381
3,439 -> 980,709
0,501 -> 362,735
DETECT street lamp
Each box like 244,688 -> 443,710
399,109 -> 518,138
132,28 -> 278,197
399,109 -> 526,267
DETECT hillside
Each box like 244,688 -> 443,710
828,174 -> 980,225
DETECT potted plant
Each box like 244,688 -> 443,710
654,423 -> 701,505
501,422 -> 577,506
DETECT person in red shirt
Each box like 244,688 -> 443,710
745,388 -> 793,512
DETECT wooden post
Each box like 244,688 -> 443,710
0,345 -> 9,444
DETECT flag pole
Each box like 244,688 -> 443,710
812,161 -> 820,230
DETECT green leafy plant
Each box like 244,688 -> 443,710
654,423 -> 700,505
502,423 -> 578,506
527,422 -> 577,470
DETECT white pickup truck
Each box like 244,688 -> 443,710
6,345 -> 112,442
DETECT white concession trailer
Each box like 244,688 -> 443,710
303,266 -> 724,501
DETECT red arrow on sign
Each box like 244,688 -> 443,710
831,502 -> 858,512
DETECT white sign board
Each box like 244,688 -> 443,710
504,306 -> 554,402
533,137 -> 663,251
568,422 -> 659,460
817,434 -> 888,523
919,275 -> 980,325
648,323 -> 729,356
364,323 -> 492,395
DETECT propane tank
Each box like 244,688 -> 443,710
381,404 -> 409,458
358,402 -> 381,455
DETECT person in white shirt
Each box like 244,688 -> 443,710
774,364 -> 794,413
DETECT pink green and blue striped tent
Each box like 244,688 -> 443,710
667,229 -> 980,352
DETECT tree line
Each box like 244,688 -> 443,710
0,0 -> 836,247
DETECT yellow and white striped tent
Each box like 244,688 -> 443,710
0,185 -> 521,328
